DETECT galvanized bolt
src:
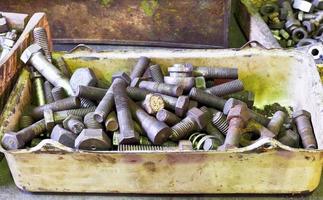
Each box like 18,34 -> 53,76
44,81 -> 54,104
84,112 -> 103,129
189,88 -> 226,111
156,109 -> 181,126
130,56 -> 150,80
63,115 -> 85,134
19,115 -> 34,129
149,64 -> 164,83
105,111 -> 119,132
170,107 -> 207,141
278,129 -> 300,148
94,85 -> 114,123
69,68 -> 98,92
212,111 -> 229,135
136,80 -> 183,97
292,110 -> 317,149
51,86 -> 66,101
33,27 -> 52,62
194,76 -> 206,89
75,129 -> 112,150
141,93 -> 165,114
128,99 -> 171,145
267,111 -> 286,137
21,44 -> 74,95
205,79 -> 244,97
193,66 -> 238,79
2,119 -> 46,150
0,14 -> 8,33
75,85 -> 107,101
50,124 -> 77,148
163,76 -> 195,92
30,70 -> 46,106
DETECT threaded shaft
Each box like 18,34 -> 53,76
19,115 -> 34,129
194,67 -> 238,79
94,86 -> 114,123
19,119 -> 46,142
212,112 -> 229,135
170,117 -> 197,141
84,112 -> 103,129
79,97 -> 96,108
130,56 -> 150,80
33,27 -> 52,62
278,129 -> 300,148
126,87 -> 150,101
118,144 -> 166,151
51,86 -> 66,101
149,64 -> 164,83
156,109 -> 181,126
189,88 -> 226,110
76,85 -> 107,101
205,79 -> 244,97
54,107 -> 96,123
44,81 -> 54,104
33,75 -> 46,106
139,81 -> 183,97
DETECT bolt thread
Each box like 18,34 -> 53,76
189,88 -> 226,110
44,81 -> 54,104
212,112 -> 229,135
278,129 -> 300,148
84,112 -> 103,129
33,27 -> 52,62
19,115 -> 34,129
80,97 -> 96,108
54,107 -> 96,123
126,87 -> 150,101
19,119 -> 46,142
94,86 -> 114,123
139,81 -> 183,97
156,109 -> 181,126
130,56 -> 150,80
76,85 -> 107,101
205,79 -> 244,97
51,86 -> 66,101
149,64 -> 164,83
170,117 -> 197,141
33,75 -> 46,106
194,67 -> 238,79
118,144 -> 165,151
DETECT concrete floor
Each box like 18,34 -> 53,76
0,158 -> 322,200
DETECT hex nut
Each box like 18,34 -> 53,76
69,68 -> 98,92
20,44 -> 42,64
187,107 -> 207,129
43,109 -> 55,131
62,115 -> 84,134
112,72 -> 131,85
175,96 -> 190,117
223,98 -> 246,115
50,125 -> 77,148
292,27 -> 308,42
292,110 -> 311,119
227,104 -> 251,123
75,129 -> 112,150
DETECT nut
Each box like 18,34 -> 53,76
50,125 -> 77,148
227,104 -> 251,124
20,44 -> 42,64
187,107 -> 207,129
75,129 -> 112,150
112,72 -> 131,85
44,109 -> 55,131
175,96 -> 189,117
69,68 -> 97,92
292,27 -> 308,42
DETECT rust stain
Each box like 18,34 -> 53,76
166,153 -> 207,164
121,154 -> 143,164
143,161 -> 156,172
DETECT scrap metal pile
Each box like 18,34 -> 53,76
0,13 -> 18,62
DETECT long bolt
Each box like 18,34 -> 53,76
189,88 -> 226,111
33,27 -> 52,62
76,85 -> 107,101
292,110 -> 317,149
149,64 -> 164,83
21,44 -> 74,95
94,85 -> 114,123
193,66 -> 238,79
156,109 -> 181,126
30,70 -> 46,106
130,56 -> 150,80
267,111 -> 286,137
84,112 -> 103,129
2,119 -> 46,150
51,86 -> 66,101
128,99 -> 171,145
139,80 -> 183,97
52,107 -> 96,123
44,81 -> 54,104
126,87 -> 150,101
205,79 -> 244,97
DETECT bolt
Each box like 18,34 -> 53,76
128,98 -> 171,145
200,106 -> 225,142
84,112 -> 103,129
126,86 -> 150,101
194,76 -> 206,89
212,111 -> 229,135
218,104 -> 251,151
149,64 -> 164,83
205,79 -> 244,97
130,56 -> 150,80
21,44 -> 73,95
50,107 -> 96,123
44,81 -> 54,104
70,68 -> 98,92
50,124 -> 76,148
0,29 -> 17,61
79,97 -> 96,108
105,111 -> 119,132
51,86 -> 66,101
31,97 -> 81,119
33,27 -> 52,62
156,109 -> 181,126
19,115 -> 34,129
168,63 -> 193,77
94,84 -> 114,123
163,76 -> 195,92
1,119 -> 46,150
75,85 -> 107,101
136,80 -> 183,97
75,129 -> 112,150
193,66 -> 238,79
175,96 -> 189,117
0,14 -> 8,33
63,115 -> 85,134
141,93 -> 165,114
118,140 -> 193,151
224,91 -> 255,108
297,11 -> 316,21
169,107 -> 207,141
30,70 -> 46,106
278,129 -> 300,148
292,110 -> 317,149
189,88 -> 226,111
267,111 -> 286,137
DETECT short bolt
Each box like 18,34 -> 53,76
94,85 -> 114,123
126,87 -> 150,101
193,66 -> 238,79
105,111 -> 119,132
138,80 -> 183,97
50,124 -> 76,148
205,79 -> 244,97
30,70 -> 46,106
44,81 -> 54,104
19,115 -> 34,129
149,64 -> 164,83
156,109 -> 181,126
63,115 -> 85,134
189,88 -> 227,111
292,110 -> 317,149
267,111 -> 286,137
84,112 -> 103,129
130,56 -> 150,80
51,86 -> 66,101
75,85 -> 107,101
33,27 -> 52,62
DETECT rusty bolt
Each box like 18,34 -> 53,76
44,81 -> 54,104
163,76 -> 195,92
170,107 -> 207,141
0,14 -> 8,33
75,129 -> 112,150
130,56 -> 150,80
156,109 -> 181,126
267,111 -> 286,137
50,125 -> 77,148
70,68 -> 97,92
75,85 -> 107,101
193,66 -> 238,79
105,111 -> 119,132
51,86 -> 66,101
278,129 -> 300,148
84,112 -> 103,129
141,93 -> 165,114
137,80 -> 183,97
205,79 -> 244,97
189,88 -> 226,111
63,115 -> 85,134
33,27 -> 52,62
30,70 -> 46,106
194,76 -> 206,89
292,110 -> 317,149
94,85 -> 114,123
149,64 -> 164,83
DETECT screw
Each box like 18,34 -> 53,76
63,115 -> 85,134
189,88 -> 226,111
75,129 -> 112,150
51,86 -> 66,101
50,124 -> 77,148
156,109 -> 181,126
137,80 -> 183,97
30,70 -> 46,106
149,64 -> 164,83
2,119 -> 46,150
75,85 -> 107,101
193,66 -> 238,79
33,27 -> 52,62
105,111 -> 119,132
292,110 -> 317,149
69,68 -> 98,92
94,85 -> 114,123
130,56 -> 150,80
205,79 -> 244,97
212,112 -> 229,135
194,76 -> 206,89
128,99 -> 171,145
267,111 -> 286,137
21,44 -> 74,95
278,129 -> 300,148
31,97 -> 81,119
170,107 -> 207,141
126,87 -> 150,101
141,93 -> 165,114
19,115 -> 34,129
84,112 -> 103,129
44,81 -> 54,104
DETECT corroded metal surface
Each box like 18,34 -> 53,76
0,0 -> 231,48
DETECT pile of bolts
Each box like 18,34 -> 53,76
0,14 -> 18,62
260,0 -> 323,48
0,27 -> 318,152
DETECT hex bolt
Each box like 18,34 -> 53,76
126,87 -> 150,101
130,56 -> 150,80
63,115 -> 85,134
137,80 -> 183,97
195,76 -> 206,89
0,14 -> 8,33
19,115 -> 34,129
212,111 -> 229,135
69,68 -> 98,92
205,79 -> 244,97
218,104 -> 251,151
267,111 -> 286,137
224,91 -> 255,108
156,109 -> 181,126
50,106 -> 96,123
50,124 -> 77,148
31,97 -> 81,119
51,86 -> 66,101
30,70 -> 46,106
128,99 -> 171,145
0,29 -> 17,61
75,129 -> 112,150
75,85 -> 107,101
33,27 -> 52,62
189,88 -> 226,111
278,129 -> 300,148
21,44 -> 74,95
141,93 -> 165,114
149,64 -> 164,83
44,81 -> 54,104
105,111 -> 119,132
169,107 -> 207,141
2,119 -> 46,150
193,66 -> 238,79
84,112 -> 103,129
94,85 -> 114,123
292,110 -> 317,149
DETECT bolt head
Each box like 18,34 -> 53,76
51,125 -> 77,148
62,115 -> 84,134
44,109 -> 55,131
1,132 -> 25,150
223,98 -> 247,115
227,104 -> 251,123
187,107 -> 207,129
75,129 -> 112,150
145,121 -> 171,145
292,110 -> 311,119
20,44 -> 42,64
175,96 -> 190,117
112,72 -> 131,85
70,68 -> 98,92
